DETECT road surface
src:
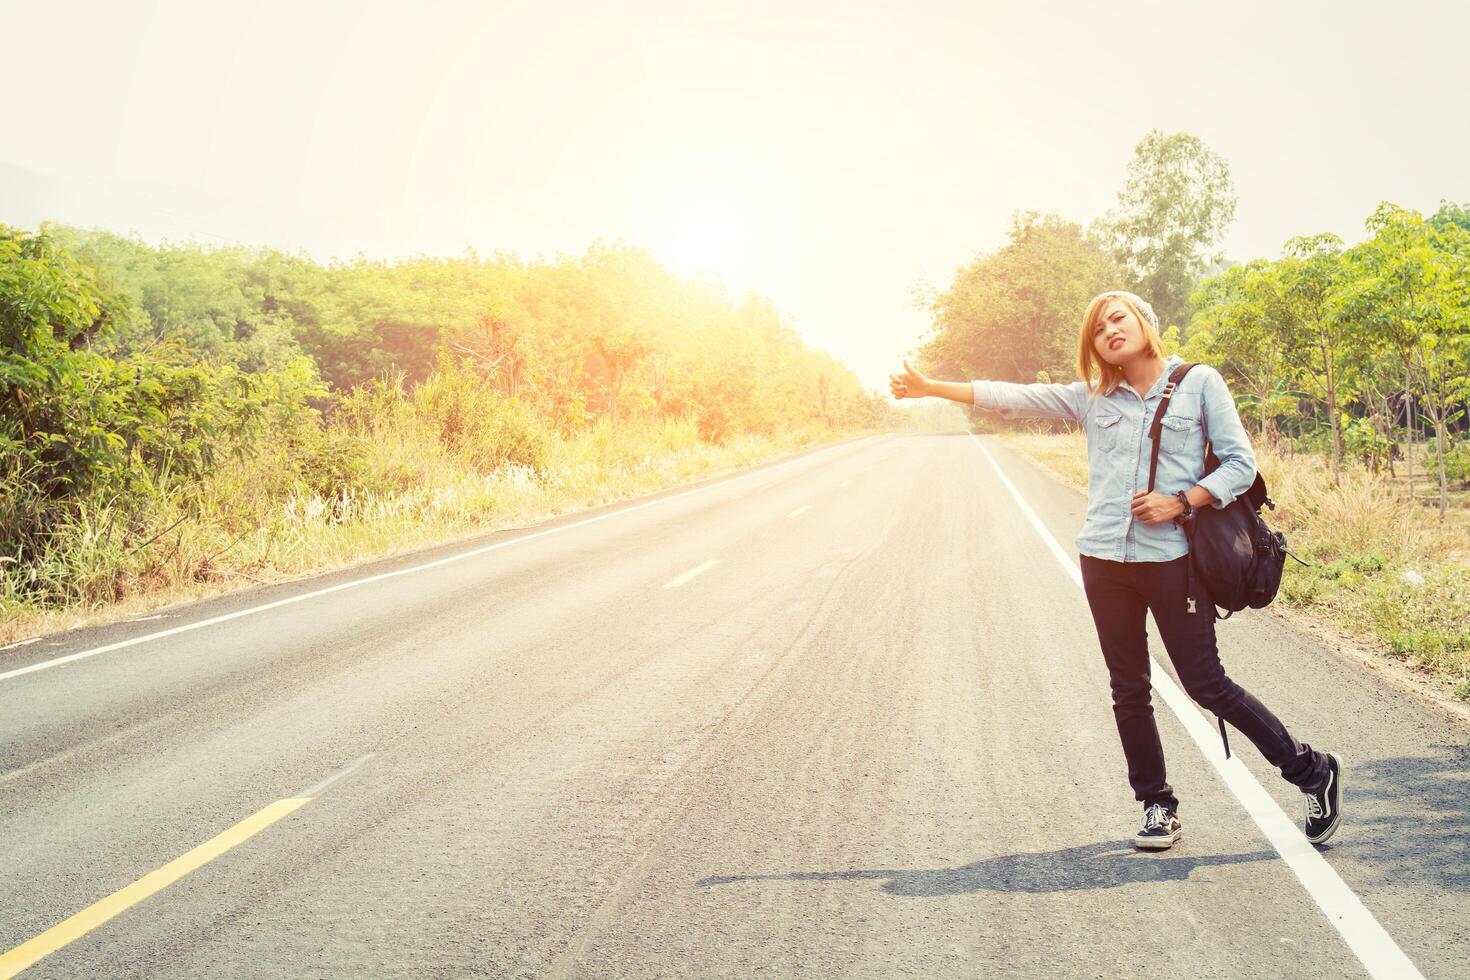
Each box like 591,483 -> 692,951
2,433 -> 1466,978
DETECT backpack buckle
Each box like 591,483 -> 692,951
1161,381 -> 1177,398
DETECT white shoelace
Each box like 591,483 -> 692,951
1144,804 -> 1172,830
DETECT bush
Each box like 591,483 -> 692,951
1341,416 -> 1393,471
411,352 -> 548,474
1426,438 -> 1470,488
291,430 -> 382,498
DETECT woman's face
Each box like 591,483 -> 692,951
1092,300 -> 1147,365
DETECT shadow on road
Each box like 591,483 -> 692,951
1345,742 -> 1470,894
695,841 -> 1274,897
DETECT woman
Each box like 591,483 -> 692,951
890,290 -> 1342,850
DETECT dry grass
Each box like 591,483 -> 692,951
0,419 -> 874,645
994,429 -> 1089,491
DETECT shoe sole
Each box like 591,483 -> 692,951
1134,829 -> 1182,850
1307,753 -> 1344,846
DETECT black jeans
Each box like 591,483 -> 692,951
1079,553 -> 1329,811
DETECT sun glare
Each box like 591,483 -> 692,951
640,164 -> 770,292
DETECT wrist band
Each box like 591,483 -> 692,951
1174,490 -> 1195,523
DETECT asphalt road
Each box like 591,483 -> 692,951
2,433 -> 1467,978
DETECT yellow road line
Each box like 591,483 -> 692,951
787,505 -> 813,518
662,559 -> 718,589
0,797 -> 311,979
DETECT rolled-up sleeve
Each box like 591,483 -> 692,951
1198,368 -> 1257,509
971,380 -> 1089,423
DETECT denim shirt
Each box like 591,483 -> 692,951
971,355 -> 1258,562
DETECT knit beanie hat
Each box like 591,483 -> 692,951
1091,290 -> 1159,332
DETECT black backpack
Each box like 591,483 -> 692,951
1147,363 -> 1306,620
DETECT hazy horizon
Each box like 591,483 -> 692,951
3,0 -> 1467,390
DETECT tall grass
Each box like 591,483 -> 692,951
0,385 -> 859,643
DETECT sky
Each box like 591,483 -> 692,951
2,0 -> 1467,391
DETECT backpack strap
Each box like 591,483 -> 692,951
1146,362 -> 1197,493
1146,363 -> 1207,620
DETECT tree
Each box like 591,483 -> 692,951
1347,204 -> 1470,518
1430,200 -> 1470,237
591,326 -> 651,423
1094,130 -> 1238,330
921,212 -> 1121,385
1277,234 -> 1355,483
1184,262 -> 1297,445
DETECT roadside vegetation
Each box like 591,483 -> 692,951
912,130 -> 1469,698
1,226 -> 886,641
5,127 -> 1466,697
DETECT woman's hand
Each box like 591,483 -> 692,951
1131,490 -> 1184,525
889,359 -> 930,400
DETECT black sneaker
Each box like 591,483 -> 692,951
1305,753 -> 1344,845
1135,803 -> 1182,850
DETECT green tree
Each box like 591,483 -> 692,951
0,226 -> 297,568
921,212 -> 1121,384
1347,203 -> 1470,518
1184,262 -> 1297,444
1095,130 -> 1238,330
1278,234 -> 1355,483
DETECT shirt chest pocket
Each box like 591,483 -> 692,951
1095,413 -> 1123,453
1159,414 -> 1203,456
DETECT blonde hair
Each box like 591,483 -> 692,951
1076,292 -> 1166,395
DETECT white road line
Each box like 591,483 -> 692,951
788,505 -> 813,518
295,753 -> 376,798
967,433 -> 1422,980
0,438 -> 871,684
663,560 -> 718,589
838,480 -> 853,488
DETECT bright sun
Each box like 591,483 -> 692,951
641,164 -> 769,291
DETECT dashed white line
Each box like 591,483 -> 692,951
662,560 -> 719,589
967,432 -> 1422,980
788,505 -> 813,518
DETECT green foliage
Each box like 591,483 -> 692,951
1340,415 -> 1394,470
2,221 -> 873,615
412,353 -> 548,473
1426,439 -> 1470,486
1094,130 -> 1238,329
1,226 -> 329,597
286,429 -> 383,499
1430,200 -> 1470,237
921,211 -> 1121,383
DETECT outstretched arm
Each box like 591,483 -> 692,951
891,359 -> 1086,422
889,359 -> 975,403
